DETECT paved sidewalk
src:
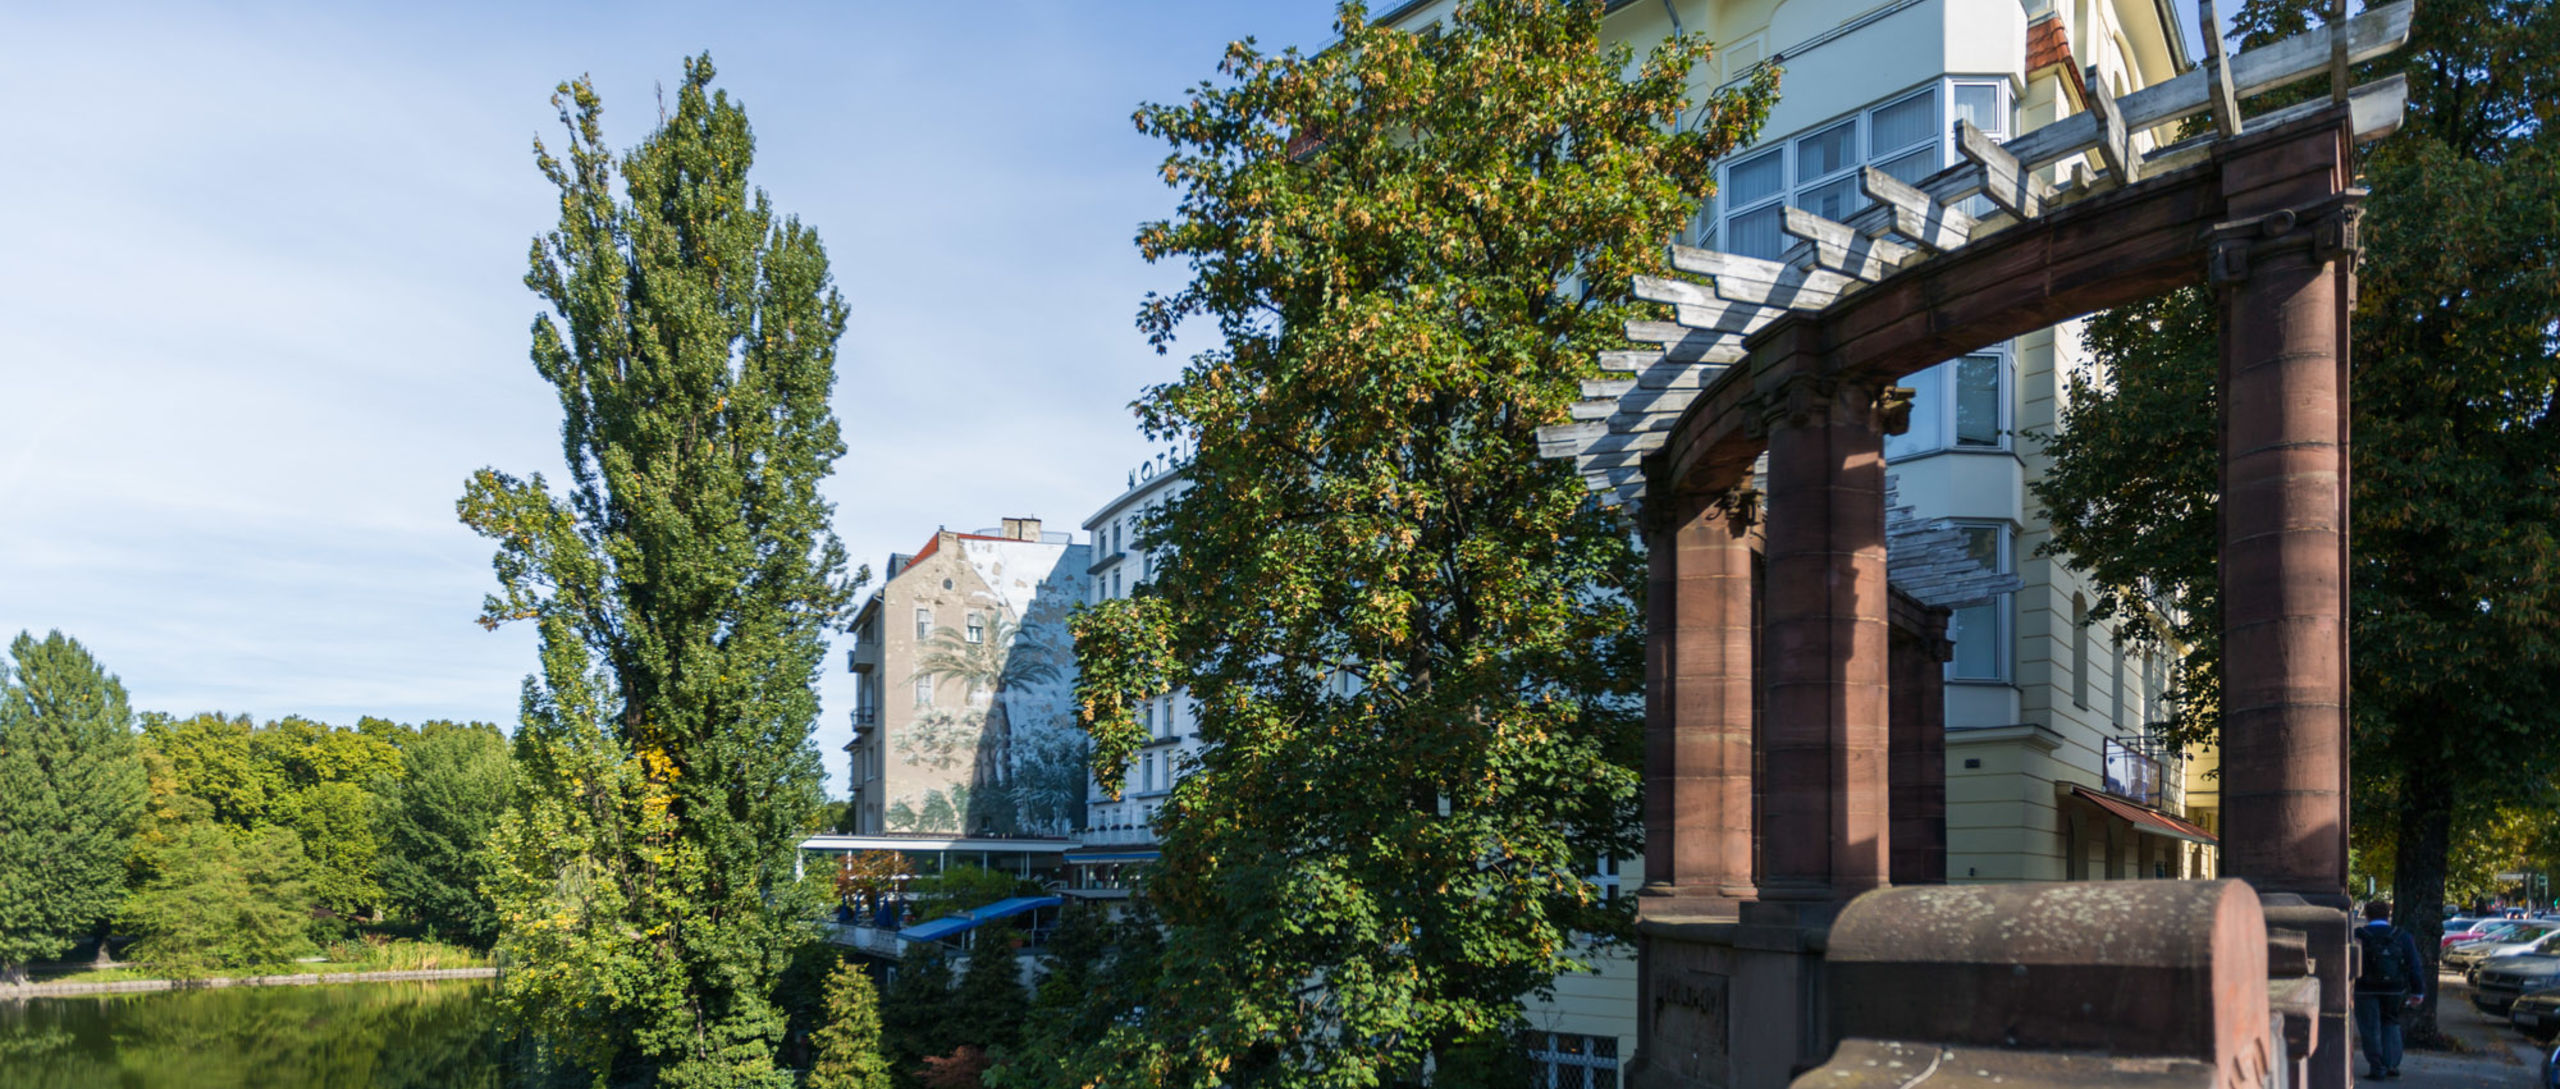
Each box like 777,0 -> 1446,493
2358,972 -> 2545,1088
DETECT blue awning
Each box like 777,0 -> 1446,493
894,895 -> 1063,943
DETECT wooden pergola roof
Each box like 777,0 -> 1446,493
1541,2 -> 2414,506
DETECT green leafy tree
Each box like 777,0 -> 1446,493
374,721 -> 512,946
952,918 -> 1027,1055
119,820 -> 318,976
461,54 -> 860,1086
882,944 -> 958,1089
907,865 -> 1032,919
0,631 -> 147,985
2030,0 -> 2560,1043
1055,2 -> 1775,1083
809,959 -> 893,1089
138,712 -> 404,922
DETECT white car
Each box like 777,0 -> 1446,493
2450,925 -> 2560,975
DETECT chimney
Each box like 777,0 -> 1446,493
1002,517 -> 1042,541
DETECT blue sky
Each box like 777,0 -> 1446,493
0,1 -> 2225,796
0,2 -> 1336,794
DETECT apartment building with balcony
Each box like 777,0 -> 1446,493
842,518 -> 1089,839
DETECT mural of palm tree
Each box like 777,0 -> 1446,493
910,615 -> 1061,835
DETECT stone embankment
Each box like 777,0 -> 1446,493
7,966 -> 497,998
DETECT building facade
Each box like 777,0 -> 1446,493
1065,450 -> 1206,893
843,519 -> 1089,839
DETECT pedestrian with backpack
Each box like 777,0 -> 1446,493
2355,900 -> 2429,1079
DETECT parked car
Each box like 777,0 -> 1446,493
2512,986 -> 2560,1041
2450,920 -> 2529,951
2449,926 -> 2560,976
2476,954 -> 2560,1015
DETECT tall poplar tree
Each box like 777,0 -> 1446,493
0,631 -> 147,985
2030,0 -> 2560,1042
1057,2 -> 1775,1083
462,54 -> 860,1086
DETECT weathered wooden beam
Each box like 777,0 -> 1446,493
1782,206 -> 1917,280
2198,0 -> 2245,139
1675,301 -> 1780,336
1998,0 -> 2412,171
2083,66 -> 2141,187
1594,354 -> 1736,390
1666,245 -> 1855,309
1955,120 -> 2049,220
1861,167 -> 1979,252
1625,320 -> 1749,363
1570,385 -> 1699,422
1581,465 -> 1645,491
1572,445 -> 1653,473
1539,422 -> 1667,459
2140,74 -> 2408,175
1631,274 -> 1716,308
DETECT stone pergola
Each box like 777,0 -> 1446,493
1538,5 -> 2415,1086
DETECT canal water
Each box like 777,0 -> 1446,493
0,980 -> 519,1089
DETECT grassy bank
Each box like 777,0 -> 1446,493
32,935 -> 488,987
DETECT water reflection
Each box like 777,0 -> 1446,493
0,981 -> 522,1089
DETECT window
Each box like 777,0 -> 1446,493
1528,1033 -> 1621,1089
1142,701 -> 1155,736
914,607 -> 932,641
1112,569 -> 1122,599
1946,523 -> 2013,682
966,611 -> 985,644
914,676 -> 934,707
2072,594 -> 2089,709
1705,80 -> 2012,258
1885,350 -> 2008,458
1141,752 -> 1158,794
2112,641 -> 2128,727
1590,855 -> 1623,903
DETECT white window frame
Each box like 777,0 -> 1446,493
914,675 -> 934,707
914,607 -> 933,641
1528,1032 -> 1621,1089
1701,78 -> 2014,258
965,611 -> 985,644
1886,346 -> 2013,459
1946,522 -> 2014,684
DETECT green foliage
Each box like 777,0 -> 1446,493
907,865 -> 1033,918
810,959 -> 894,1089
953,919 -> 1027,1055
1047,2 -> 1775,1083
461,53 -> 860,1087
118,821 -> 318,976
883,944 -> 958,1089
2030,0 -> 2560,1039
136,710 -> 406,921
375,721 -> 512,946
0,632 -> 147,982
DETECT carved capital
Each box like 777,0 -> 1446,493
1877,385 -> 1917,436
2207,188 -> 2368,284
1708,486 -> 1762,535
1741,373 -> 1841,438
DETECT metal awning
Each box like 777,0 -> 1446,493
2067,785 -> 2218,846
894,895 -> 1063,943
1065,849 -> 1161,864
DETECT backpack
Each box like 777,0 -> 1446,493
2358,925 -> 2416,991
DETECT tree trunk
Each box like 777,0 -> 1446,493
92,921 -> 116,968
2,961 -> 25,988
2392,747 -> 2457,1048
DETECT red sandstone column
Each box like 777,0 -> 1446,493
1641,489 -> 1759,911
1755,371 -> 1891,903
2214,119 -> 2358,1089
